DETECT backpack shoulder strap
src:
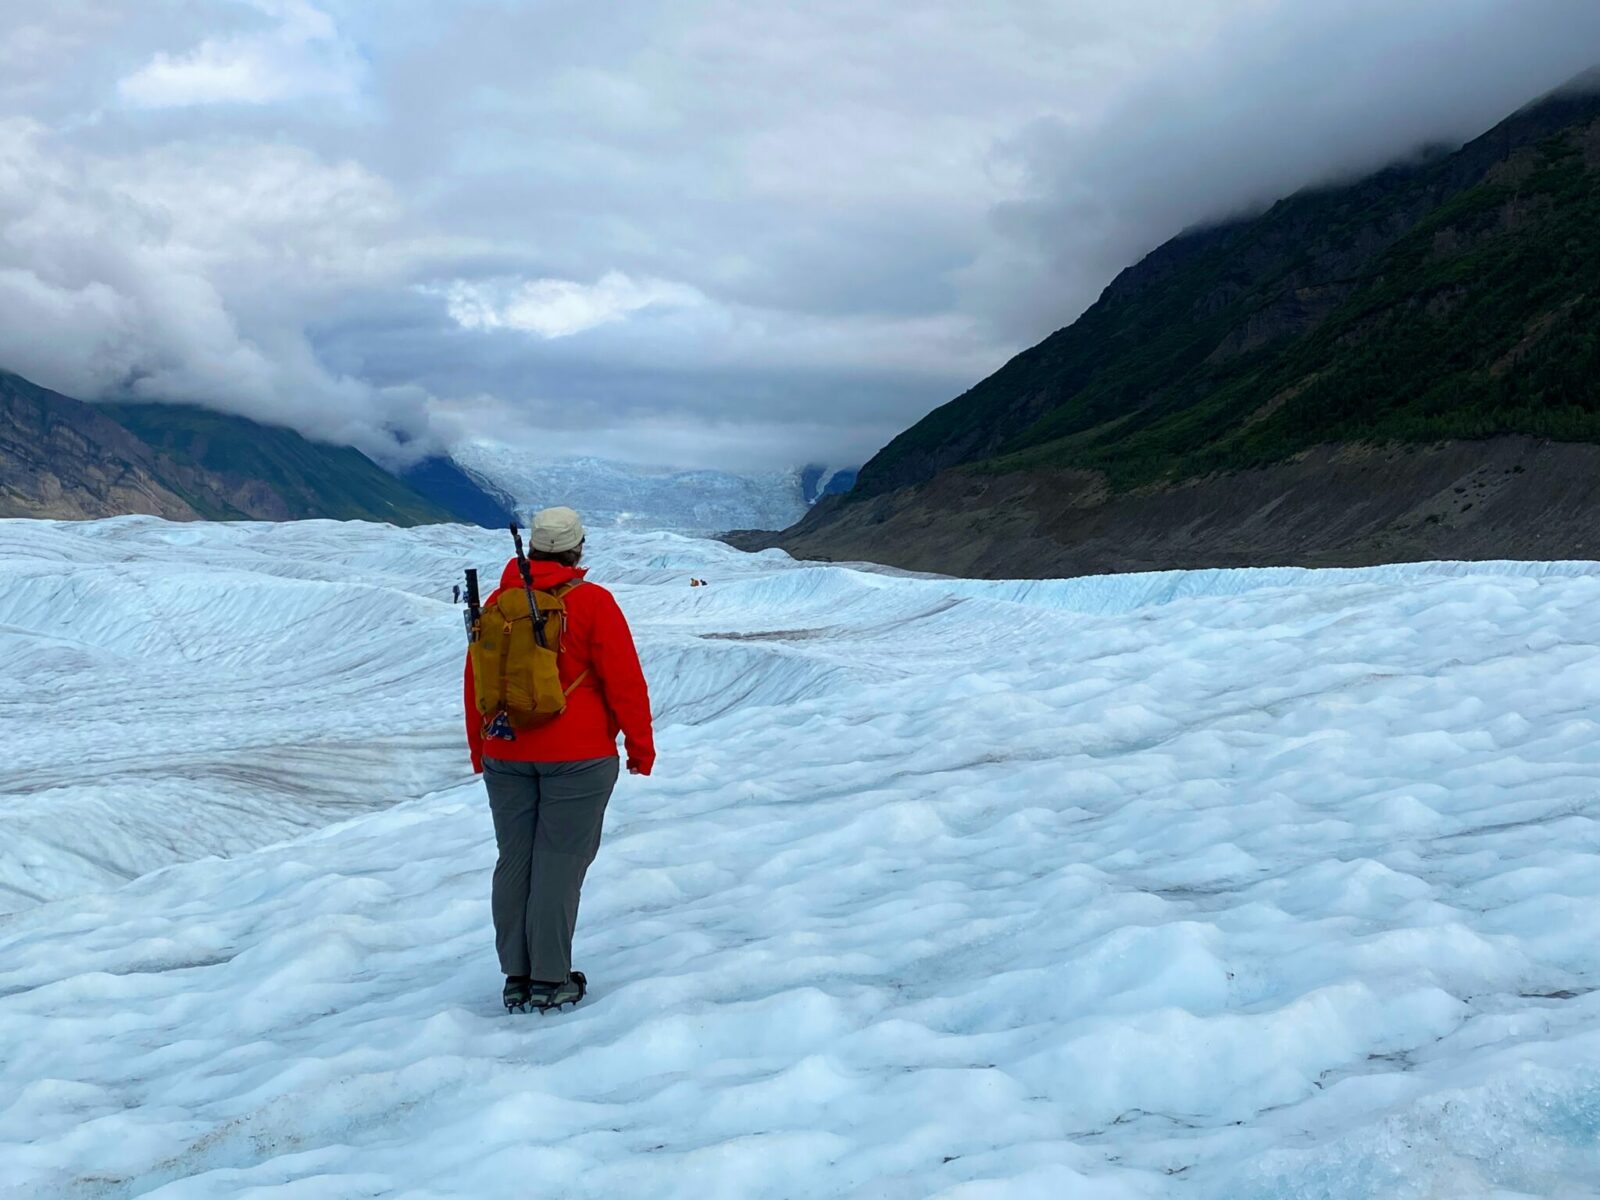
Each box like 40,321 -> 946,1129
551,580 -> 590,693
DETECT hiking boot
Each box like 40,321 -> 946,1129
503,975 -> 534,1013
527,971 -> 587,1013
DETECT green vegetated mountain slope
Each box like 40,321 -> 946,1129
0,369 -> 459,525
760,71 -> 1600,577
98,403 -> 457,525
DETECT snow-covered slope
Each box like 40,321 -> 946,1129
5,520 -> 1600,1197
801,463 -> 858,504
449,445 -> 808,533
0,517 -> 508,911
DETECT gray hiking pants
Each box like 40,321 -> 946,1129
482,755 -> 619,981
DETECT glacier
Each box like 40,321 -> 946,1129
3,517 -> 1600,1197
448,445 -> 813,534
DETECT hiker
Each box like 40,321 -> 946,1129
452,583 -> 462,604
463,507 -> 655,1013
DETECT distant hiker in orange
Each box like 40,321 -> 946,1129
462,508 -> 655,1014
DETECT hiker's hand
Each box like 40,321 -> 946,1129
627,756 -> 653,777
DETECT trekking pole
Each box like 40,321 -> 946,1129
509,523 -> 550,648
463,568 -> 481,641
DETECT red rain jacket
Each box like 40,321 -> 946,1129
464,558 -> 655,776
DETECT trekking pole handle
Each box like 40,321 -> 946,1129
463,568 -> 481,641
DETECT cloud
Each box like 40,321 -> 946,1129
964,0 -> 1600,341
434,273 -> 705,339
1,0 -> 1597,473
0,118 -> 448,463
118,0 -> 363,108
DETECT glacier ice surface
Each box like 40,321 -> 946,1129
3,516 -> 1600,1197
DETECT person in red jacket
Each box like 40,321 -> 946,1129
464,505 -> 655,1013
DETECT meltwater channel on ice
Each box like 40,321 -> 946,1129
2,515 -> 1599,1198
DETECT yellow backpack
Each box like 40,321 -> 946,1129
469,578 -> 588,740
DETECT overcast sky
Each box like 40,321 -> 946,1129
1,1 -> 1598,469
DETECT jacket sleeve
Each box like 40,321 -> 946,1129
464,652 -> 484,774
590,589 -> 656,775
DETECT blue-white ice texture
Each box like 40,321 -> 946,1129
448,446 -> 810,534
2,516 -> 1600,1199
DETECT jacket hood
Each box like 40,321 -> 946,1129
498,557 -> 587,591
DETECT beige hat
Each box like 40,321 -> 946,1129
528,506 -> 586,553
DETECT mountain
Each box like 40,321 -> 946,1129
0,368 -> 461,525
1,364 -> 815,533
451,444 -> 811,534
0,369 -> 221,520
398,456 -> 518,530
98,402 -> 458,525
759,70 -> 1600,577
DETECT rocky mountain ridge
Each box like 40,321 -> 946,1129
0,370 -> 469,526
